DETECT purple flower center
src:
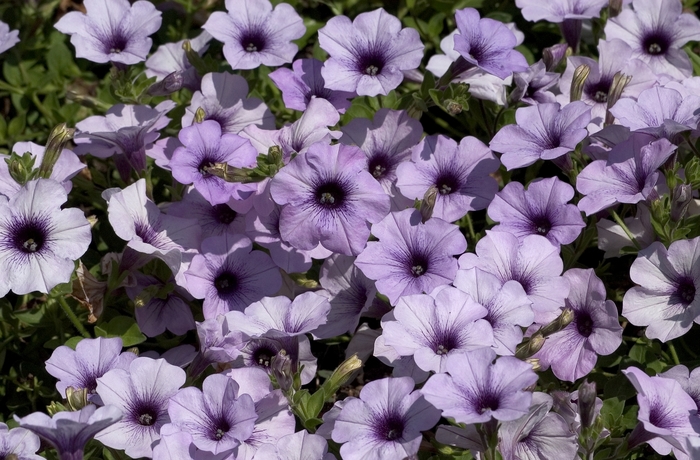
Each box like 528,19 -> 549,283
252,343 -> 277,368
476,391 -> 500,414
10,217 -> 48,254
435,171 -> 460,195
375,413 -> 405,441
214,271 -> 238,296
239,28 -> 267,53
355,47 -> 387,77
648,401 -> 676,428
212,204 -> 237,225
672,277 -> 696,306
431,329 -> 459,355
198,157 -> 219,177
641,31 -> 670,56
210,418 -> 231,441
315,181 -> 346,209
530,215 -> 552,236
409,253 -> 429,277
102,30 -> 129,55
367,154 -> 392,180
575,311 -> 594,338
586,78 -> 612,104
130,401 -> 160,427
134,220 -> 170,249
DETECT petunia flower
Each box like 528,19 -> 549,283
623,237 -> 700,342
269,58 -> 355,113
511,60 -> 559,106
95,357 -> 186,459
380,286 -> 493,373
0,179 -> 91,295
188,316 -> 244,377
331,377 -> 441,460
145,32 -> 211,92
533,269 -> 623,382
184,233 -> 281,319
318,8 -> 424,96
252,430 -> 335,460
0,422 -> 42,460
182,72 -> 274,134
202,0 -> 304,70
421,348 -> 538,424
0,21 -> 19,55
576,133 -> 676,215
270,142 -> 390,256
167,187 -> 248,240
604,0 -> 700,79
396,134 -> 499,222
54,0 -> 162,65
355,209 -> 467,305
489,101 -> 591,171
17,405 -> 122,460
515,0 -> 607,49
487,177 -> 586,247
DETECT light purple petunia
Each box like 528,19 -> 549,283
453,267 -> 534,356
610,86 -> 700,141
0,21 -> 19,55
202,0 -> 304,70
355,209 -> 467,305
661,365 -> 700,412
340,109 -> 422,211
182,72 -> 274,134
489,101 -> 591,170
184,233 -> 281,319
236,335 -> 318,385
17,405 -> 122,460
188,316 -> 244,377
145,32 -> 211,92
515,0 -> 607,48
422,348 -> 538,424
396,134 -> 499,222
623,367 -> 698,459
331,376 -> 441,460
169,374 -> 257,456
270,142 -> 390,256
623,237 -> 700,342
95,357 -> 186,459
253,430 -> 335,460
313,254 -> 378,339
125,273 -> 195,337
459,231 -> 569,323
170,120 -> 258,205
487,177 -> 586,247
604,0 -> 700,79
0,422 -> 41,460
497,392 -> 578,460
318,8 -> 424,97
576,133 -> 676,215
45,336 -> 136,400
73,101 -> 175,179
381,286 -> 493,373
533,269 -> 623,382
54,0 -> 162,65
0,179 -> 91,296
102,179 -> 201,280
269,58 -> 355,113
168,187 -> 248,240
451,8 -> 528,79
511,60 -> 559,106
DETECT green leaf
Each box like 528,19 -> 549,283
95,316 -> 146,347
7,113 -> 26,138
427,13 -> 445,37
64,336 -> 84,350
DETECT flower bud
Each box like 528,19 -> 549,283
570,64 -> 591,103
543,43 -> 570,71
147,71 -> 185,96
515,333 -> 546,359
65,387 -> 89,411
271,349 -> 294,393
39,123 -> 75,179
420,185 -> 438,223
671,184 -> 693,222
605,72 -> 632,126
577,379 -> 597,429
608,0 -> 623,17
539,307 -> 575,337
194,107 -> 207,124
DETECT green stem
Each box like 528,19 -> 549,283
465,212 -> 477,244
609,209 -> 641,250
477,100 -> 494,138
57,296 -> 91,339
667,341 -> 680,365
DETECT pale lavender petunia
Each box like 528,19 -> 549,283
511,60 -> 559,106
576,133 -> 676,215
17,405 -> 122,460
318,8 -> 424,97
380,286 -> 493,373
203,0 -> 304,70
95,357 -> 186,459
453,267 -> 534,356
45,337 -> 136,400
54,0 -> 161,65
515,0 -> 607,48
489,101 -> 591,170
125,273 -> 195,337
497,392 -> 578,460
73,101 -> 175,179
534,269 -> 623,382
331,377 -> 441,460
623,237 -> 700,342
145,32 -> 211,91
270,142 -> 390,256
253,430 -> 335,460
188,316 -> 244,377
0,21 -> 19,55
0,422 -> 41,460
487,177 -> 585,247
340,109 -> 422,211
170,120 -> 258,205
604,0 -> 700,79
169,374 -> 257,455
235,335 -> 318,385
422,348 -> 538,424
452,8 -> 528,79
168,187 -> 248,240
459,231 -> 569,323
396,134 -> 499,222
623,367 -> 698,459
184,233 -> 281,319
355,209 -> 467,305
0,179 -> 91,296
610,86 -> 700,141
182,72 -> 274,134
269,58 -> 355,113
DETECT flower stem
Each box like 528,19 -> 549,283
667,341 -> 680,365
465,212 -> 477,244
609,209 -> 640,250
57,296 -> 91,339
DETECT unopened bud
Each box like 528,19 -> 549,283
671,184 -> 693,222
577,380 -> 598,429
147,71 -> 185,96
543,43 -> 570,71
570,65 -> 591,102
6,152 -> 33,185
420,186 -> 438,223
66,386 -> 89,411
194,107 -> 207,124
605,72 -> 632,126
47,400 -> 68,416
39,123 -> 74,179
271,350 -> 294,393
326,354 -> 363,392
444,99 -> 463,116
515,333 -> 546,359
539,307 -> 575,337
608,0 -> 623,17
